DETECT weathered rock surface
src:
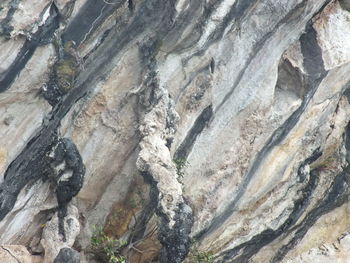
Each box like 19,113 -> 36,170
0,245 -> 41,263
3,0 -> 350,262
41,204 -> 80,263
54,247 -> 80,263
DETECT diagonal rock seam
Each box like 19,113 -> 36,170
2,0 -> 350,262
0,2 -> 59,91
195,0 -> 331,243
1,246 -> 21,263
136,39 -> 193,263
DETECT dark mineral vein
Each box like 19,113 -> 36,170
345,121 -> 350,163
215,0 -> 317,113
62,0 -> 126,45
185,0 -> 260,60
0,0 -> 21,36
174,105 -> 213,160
0,3 -> 59,91
0,0 -> 191,260
219,150 -> 322,263
196,10 -> 328,242
271,164 -> 350,262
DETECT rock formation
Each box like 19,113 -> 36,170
2,0 -> 350,262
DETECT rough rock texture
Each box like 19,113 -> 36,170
0,245 -> 41,263
54,247 -> 80,263
3,0 -> 350,262
41,204 -> 80,263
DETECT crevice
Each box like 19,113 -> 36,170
210,58 -> 215,74
81,28 -> 112,61
128,0 -> 134,13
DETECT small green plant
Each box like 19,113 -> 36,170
54,57 -> 77,91
185,242 -> 215,263
192,250 -> 214,263
173,158 -> 189,178
91,225 -> 127,263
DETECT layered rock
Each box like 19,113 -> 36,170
2,0 -> 350,263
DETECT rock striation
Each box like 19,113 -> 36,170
2,0 -> 350,262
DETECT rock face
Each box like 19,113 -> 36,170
54,247 -> 80,263
3,0 -> 350,262
41,204 -> 80,262
0,245 -> 41,263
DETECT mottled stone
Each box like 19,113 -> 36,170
3,0 -> 350,263
0,245 -> 39,263
41,204 -> 80,263
54,247 -> 80,263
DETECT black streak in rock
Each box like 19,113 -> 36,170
0,3 -> 59,91
54,247 -> 80,263
196,12 -> 328,242
202,0 -> 259,51
210,58 -> 215,74
158,202 -> 193,263
342,85 -> 350,104
345,122 -> 350,163
218,150 -> 322,263
174,105 -> 213,160
55,138 -> 85,241
128,0 -> 134,13
0,41 -> 36,91
141,171 -> 193,263
130,174 -> 158,243
0,0 -> 145,224
0,54 -> 88,222
172,0 -> 257,54
0,130 -> 57,220
74,0 -> 176,91
62,0 -> 126,45
214,0 -> 311,113
339,0 -> 350,12
162,0 -> 205,52
271,164 -> 350,262
0,0 -> 20,36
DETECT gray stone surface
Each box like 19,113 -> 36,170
54,247 -> 80,263
2,0 -> 350,263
